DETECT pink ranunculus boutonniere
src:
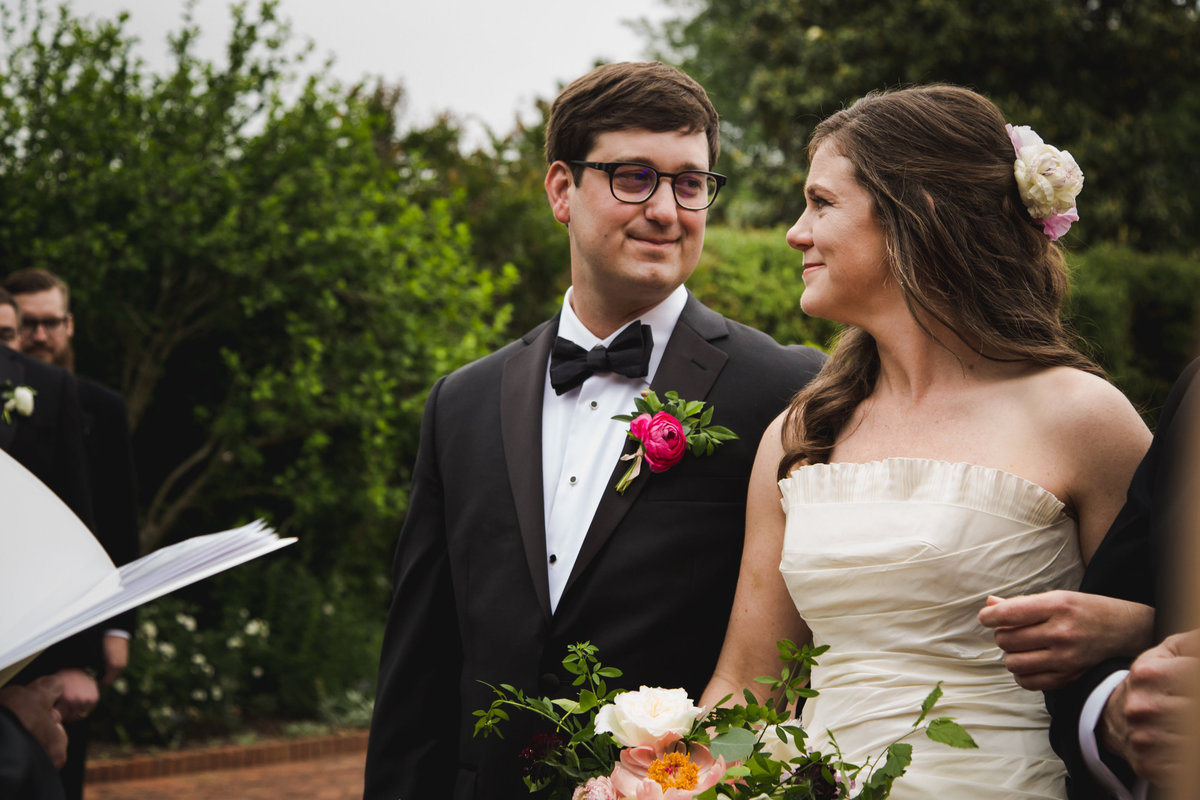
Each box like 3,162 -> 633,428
612,390 -> 738,494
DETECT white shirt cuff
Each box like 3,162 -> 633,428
1079,669 -> 1147,800
103,629 -> 131,640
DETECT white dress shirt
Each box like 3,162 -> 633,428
541,285 -> 688,612
1080,670 -> 1148,800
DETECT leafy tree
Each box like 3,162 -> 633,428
385,94 -> 571,337
656,0 -> 1200,251
0,0 -> 514,567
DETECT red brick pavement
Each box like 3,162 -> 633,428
84,731 -> 368,800
85,750 -> 365,800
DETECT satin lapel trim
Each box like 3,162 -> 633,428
501,317 -> 558,621
0,352 -> 24,452
560,300 -> 730,601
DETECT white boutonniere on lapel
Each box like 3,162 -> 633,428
1,382 -> 35,424
611,390 -> 738,494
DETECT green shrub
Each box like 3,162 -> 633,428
1066,245 -> 1200,421
93,558 -> 382,746
94,596 -> 276,747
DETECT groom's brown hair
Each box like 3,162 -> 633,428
545,61 -> 720,180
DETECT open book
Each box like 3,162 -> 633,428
0,448 -> 296,685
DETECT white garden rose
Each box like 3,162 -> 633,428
1007,123 -> 1083,220
593,686 -> 702,748
11,385 -> 33,416
1013,144 -> 1083,218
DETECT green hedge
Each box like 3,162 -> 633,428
1065,244 -> 1200,419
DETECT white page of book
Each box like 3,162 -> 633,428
0,448 -> 295,685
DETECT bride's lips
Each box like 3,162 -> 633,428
802,262 -> 825,279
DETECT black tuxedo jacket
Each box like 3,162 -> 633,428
364,296 -> 825,800
0,348 -> 93,529
1046,358 -> 1200,800
77,377 -> 140,633
0,348 -> 103,680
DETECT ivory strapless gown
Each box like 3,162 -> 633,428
779,459 -> 1082,799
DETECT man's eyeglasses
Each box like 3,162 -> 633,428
20,316 -> 69,335
570,161 -> 727,211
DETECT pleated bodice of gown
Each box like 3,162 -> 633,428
779,458 -> 1083,799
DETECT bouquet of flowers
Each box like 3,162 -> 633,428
474,641 -> 976,799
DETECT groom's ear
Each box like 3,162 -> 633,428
545,161 -> 574,225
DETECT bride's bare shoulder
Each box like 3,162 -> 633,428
757,410 -> 790,461
1022,365 -> 1150,460
1023,366 -> 1139,421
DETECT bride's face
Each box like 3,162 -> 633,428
786,142 -> 898,326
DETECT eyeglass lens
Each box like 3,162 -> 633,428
21,317 -> 65,334
610,165 -> 719,209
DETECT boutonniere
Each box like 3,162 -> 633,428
1,381 -> 35,424
611,390 -> 738,494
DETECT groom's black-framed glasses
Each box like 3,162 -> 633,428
570,161 -> 727,210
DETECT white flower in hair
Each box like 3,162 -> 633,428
1007,123 -> 1084,241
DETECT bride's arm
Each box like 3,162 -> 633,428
1059,372 -> 1152,563
700,414 -> 811,710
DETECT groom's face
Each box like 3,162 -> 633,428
546,128 -> 709,331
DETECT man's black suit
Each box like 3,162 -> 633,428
364,296 -> 825,800
0,708 -> 65,800
75,378 -> 139,623
1046,358 -> 1199,799
0,347 -> 94,537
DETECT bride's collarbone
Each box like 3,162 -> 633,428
831,405 -> 1071,501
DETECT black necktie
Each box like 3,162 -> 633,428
549,321 -> 653,396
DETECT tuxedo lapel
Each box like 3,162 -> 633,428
561,296 -> 730,600
500,316 -> 558,621
0,350 -> 25,452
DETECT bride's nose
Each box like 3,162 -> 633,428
786,214 -> 812,252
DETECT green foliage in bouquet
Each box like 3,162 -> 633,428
474,642 -> 626,794
476,640 -> 977,800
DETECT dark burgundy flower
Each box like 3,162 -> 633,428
518,732 -> 565,775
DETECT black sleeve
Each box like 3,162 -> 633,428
363,378 -> 463,800
0,707 -> 66,800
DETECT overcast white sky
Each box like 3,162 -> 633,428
66,0 -> 678,145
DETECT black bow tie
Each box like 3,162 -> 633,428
549,321 -> 653,396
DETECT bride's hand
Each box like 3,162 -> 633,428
978,591 -> 1155,690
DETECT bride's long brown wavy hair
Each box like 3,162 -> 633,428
779,85 -> 1102,478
